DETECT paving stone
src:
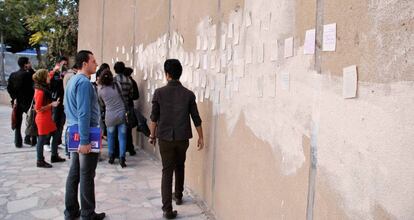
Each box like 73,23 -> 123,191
7,197 -> 39,213
15,187 -> 42,198
0,104 -> 209,220
30,207 -> 60,219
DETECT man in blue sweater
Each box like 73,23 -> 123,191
63,50 -> 105,220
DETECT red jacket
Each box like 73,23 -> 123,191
34,89 -> 56,135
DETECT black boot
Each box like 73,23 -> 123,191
120,157 -> 126,168
108,155 -> 115,164
37,160 -> 52,168
51,155 -> 66,163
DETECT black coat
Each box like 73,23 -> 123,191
7,69 -> 34,112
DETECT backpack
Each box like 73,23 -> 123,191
130,77 -> 139,100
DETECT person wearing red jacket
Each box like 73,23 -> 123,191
32,69 -> 66,168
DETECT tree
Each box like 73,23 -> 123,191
26,0 -> 78,67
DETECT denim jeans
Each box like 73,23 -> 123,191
36,131 -> 60,161
64,152 -> 99,219
107,123 -> 127,158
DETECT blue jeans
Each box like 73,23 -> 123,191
36,131 -> 60,161
107,123 -> 126,158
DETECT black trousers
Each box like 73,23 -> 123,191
64,152 -> 99,219
159,139 -> 189,212
14,105 -> 24,147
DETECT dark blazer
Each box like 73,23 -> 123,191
150,80 -> 202,141
7,68 -> 34,112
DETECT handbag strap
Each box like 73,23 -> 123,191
114,82 -> 129,110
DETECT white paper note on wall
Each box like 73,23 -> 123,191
203,54 -> 208,70
323,23 -> 336,51
196,35 -> 201,50
195,54 -> 200,69
245,11 -> 252,27
147,93 -> 151,103
284,37 -> 294,58
257,43 -> 264,63
204,87 -> 210,99
343,65 -> 358,98
221,34 -> 226,50
280,72 -> 290,90
122,46 -> 125,54
228,23 -> 234,38
202,36 -> 209,51
270,40 -> 278,61
257,76 -> 264,97
233,26 -> 240,45
304,29 -> 316,54
211,37 -> 216,50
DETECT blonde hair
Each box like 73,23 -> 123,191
32,69 -> 49,84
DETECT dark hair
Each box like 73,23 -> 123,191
71,64 -> 78,69
113,62 -> 125,74
58,56 -> 68,63
96,63 -> 110,78
75,50 -> 93,69
164,59 -> 182,80
98,69 -> 113,86
124,67 -> 133,76
17,57 -> 29,69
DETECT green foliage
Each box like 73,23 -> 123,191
0,0 -> 78,67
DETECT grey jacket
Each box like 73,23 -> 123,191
98,84 -> 125,127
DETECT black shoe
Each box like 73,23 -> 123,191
172,194 -> 183,205
51,155 -> 66,163
120,157 -> 126,168
15,144 -> 22,148
37,160 -> 52,168
129,150 -> 136,156
24,138 -> 31,145
108,156 -> 115,164
91,212 -> 106,220
163,210 -> 177,219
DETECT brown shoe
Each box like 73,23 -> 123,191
37,160 -> 52,168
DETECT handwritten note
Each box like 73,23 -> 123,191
323,23 -> 336,51
304,29 -> 316,55
270,40 -> 278,61
284,37 -> 294,58
280,72 -> 290,90
343,65 -> 358,98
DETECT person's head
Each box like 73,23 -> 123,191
57,56 -> 69,68
164,59 -> 182,80
98,69 -> 114,86
113,62 -> 125,74
124,67 -> 133,77
32,69 -> 50,85
17,57 -> 30,70
96,63 -> 110,78
75,50 -> 97,76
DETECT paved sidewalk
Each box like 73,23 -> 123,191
0,105 -> 209,220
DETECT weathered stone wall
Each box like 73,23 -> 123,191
78,0 -> 414,219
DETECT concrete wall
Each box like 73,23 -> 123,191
78,0 -> 414,219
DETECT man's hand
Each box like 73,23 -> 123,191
78,144 -> 92,154
197,138 -> 204,151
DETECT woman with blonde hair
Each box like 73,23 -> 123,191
33,69 -> 66,168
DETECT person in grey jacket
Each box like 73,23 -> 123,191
97,69 -> 127,168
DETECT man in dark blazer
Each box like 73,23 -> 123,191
149,59 -> 204,219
